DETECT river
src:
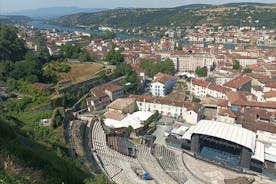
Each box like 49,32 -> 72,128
27,20 -> 159,41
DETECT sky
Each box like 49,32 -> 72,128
1,0 -> 275,12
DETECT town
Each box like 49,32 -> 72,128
0,2 -> 276,184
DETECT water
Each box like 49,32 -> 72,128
27,21 -> 158,41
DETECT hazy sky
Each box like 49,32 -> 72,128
1,0 -> 275,12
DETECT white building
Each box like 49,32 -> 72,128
130,95 -> 204,125
191,78 -> 230,99
150,73 -> 176,96
169,54 -> 216,72
236,57 -> 257,67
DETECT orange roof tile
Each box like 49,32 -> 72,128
223,76 -> 252,89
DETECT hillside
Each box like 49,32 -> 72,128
52,3 -> 276,29
4,6 -> 108,19
0,15 -> 33,24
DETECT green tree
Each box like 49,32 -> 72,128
104,50 -> 124,65
6,78 -> 18,92
195,66 -> 207,77
192,96 -> 201,103
10,56 -> 43,82
140,59 -> 175,78
0,25 -> 26,61
233,60 -> 240,70
78,50 -> 92,62
242,68 -> 252,74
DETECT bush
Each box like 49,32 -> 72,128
195,66 -> 207,77
233,60 -> 240,70
192,96 -> 201,103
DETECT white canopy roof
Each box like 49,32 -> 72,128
171,126 -> 189,136
252,141 -> 265,163
264,144 -> 276,163
192,120 -> 256,151
104,111 -> 154,130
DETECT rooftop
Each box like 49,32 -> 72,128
191,120 -> 256,152
223,75 -> 252,89
107,98 -> 136,111
153,73 -> 176,84
191,78 -> 210,88
130,94 -> 202,112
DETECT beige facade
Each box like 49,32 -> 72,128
135,100 -> 201,125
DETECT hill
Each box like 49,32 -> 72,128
0,15 -> 33,24
4,6 -> 108,19
51,3 -> 276,29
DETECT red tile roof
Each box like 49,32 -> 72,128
218,108 -> 236,118
226,91 -> 276,109
191,78 -> 210,88
129,94 -> 202,112
91,83 -> 123,97
264,91 -> 276,99
223,76 -> 252,89
208,84 -> 231,93
102,83 -> 123,92
265,82 -> 276,89
153,73 -> 176,84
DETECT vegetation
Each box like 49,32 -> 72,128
0,25 -> 26,61
140,59 -> 175,78
192,96 -> 201,103
104,50 -> 124,65
0,25 -> 112,183
233,60 -> 240,70
136,111 -> 159,136
195,66 -> 208,77
60,44 -> 92,62
52,4 -> 276,29
242,68 -> 252,74
105,50 -> 142,94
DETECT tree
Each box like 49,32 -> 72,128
195,66 -> 207,77
242,68 -> 252,74
0,25 -> 26,61
233,60 -> 240,70
140,59 -> 175,78
6,78 -> 18,92
192,96 -> 201,103
78,51 -> 92,62
52,110 -> 63,128
10,56 -> 43,83
104,50 -> 124,65
177,45 -> 183,51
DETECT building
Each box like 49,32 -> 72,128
86,83 -> 124,112
129,95 -> 204,125
217,108 -> 236,124
160,36 -> 176,50
263,91 -> 276,102
223,75 -> 252,92
235,56 -> 257,67
107,98 -> 137,114
182,120 -> 265,172
150,73 -> 176,96
226,91 -> 276,112
191,78 -> 210,97
104,111 -> 154,130
170,53 -> 216,72
86,96 -> 110,111
191,78 -> 230,99
102,83 -> 124,101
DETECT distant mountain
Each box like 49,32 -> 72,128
219,2 -> 275,7
52,3 -> 276,29
0,15 -> 33,24
5,6 -> 108,19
